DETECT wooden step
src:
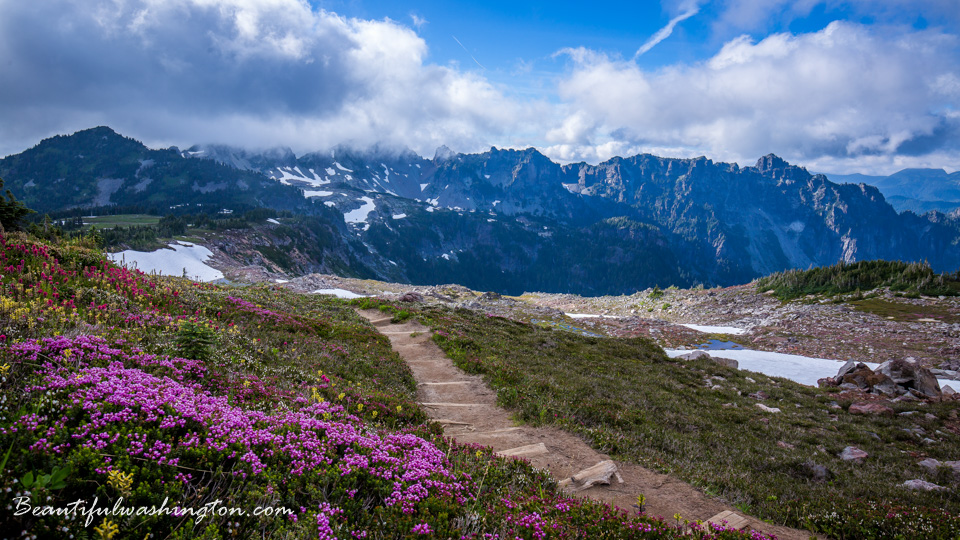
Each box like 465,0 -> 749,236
706,511 -> 751,531
496,443 -> 548,458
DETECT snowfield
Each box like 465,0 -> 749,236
343,197 -> 376,229
679,324 -> 747,335
311,288 -> 368,299
665,347 -> 955,389
108,242 -> 223,282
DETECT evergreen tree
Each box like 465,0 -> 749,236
0,177 -> 34,232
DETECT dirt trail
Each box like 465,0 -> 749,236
359,310 -> 818,540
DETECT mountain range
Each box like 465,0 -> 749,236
2,127 -> 959,295
824,169 -> 960,214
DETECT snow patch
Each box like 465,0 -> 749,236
391,213 -> 407,220
266,218 -> 280,224
275,279 -> 289,284
312,288 -> 368,299
565,313 -> 618,319
334,162 -> 353,172
492,200 -> 501,206
275,166 -> 329,187
665,348 -> 871,387
788,221 -> 805,233
420,183 -> 429,192
303,190 -> 334,197
679,324 -> 746,335
108,243 -> 223,282
343,197 -> 376,229
325,167 -> 337,176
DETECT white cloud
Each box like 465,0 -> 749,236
0,0 -> 534,157
550,21 -> 960,172
0,1 -> 957,176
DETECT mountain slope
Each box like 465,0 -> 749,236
4,127 -> 959,294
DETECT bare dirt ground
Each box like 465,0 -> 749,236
358,309 -> 820,540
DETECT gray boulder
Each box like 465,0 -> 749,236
903,479 -> 945,491
840,446 -> 869,462
399,291 -> 424,303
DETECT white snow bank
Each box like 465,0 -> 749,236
108,243 -> 223,282
266,218 -> 280,224
344,197 -> 376,225
679,324 -> 746,335
312,288 -> 368,299
392,213 -> 407,219
666,347 -> 956,390
565,313 -> 618,319
303,190 -> 334,197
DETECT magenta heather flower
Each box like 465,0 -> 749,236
412,522 -> 433,535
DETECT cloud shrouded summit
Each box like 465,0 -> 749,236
0,0 -> 958,174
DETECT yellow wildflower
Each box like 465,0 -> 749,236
94,518 -> 119,539
107,470 -> 134,494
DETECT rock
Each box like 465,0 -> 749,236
836,360 -> 857,379
802,461 -> 834,482
558,460 -> 623,492
848,401 -> 894,417
878,359 -> 941,399
912,366 -> 942,399
679,350 -> 711,361
872,378 -> 900,397
748,391 -> 769,400
777,441 -> 795,449
918,458 -> 942,474
839,382 -> 860,391
943,385 -> 956,396
840,446 -> 869,462
399,291 -> 424,303
756,403 -> 781,413
712,356 -> 739,369
842,365 -> 894,391
902,479 -> 945,491
893,392 -> 920,403
817,377 -> 838,387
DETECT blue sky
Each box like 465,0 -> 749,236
0,0 -> 958,173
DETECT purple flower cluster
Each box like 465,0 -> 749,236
226,296 -> 303,327
6,336 -> 469,514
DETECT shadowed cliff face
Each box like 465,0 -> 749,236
4,127 -> 960,294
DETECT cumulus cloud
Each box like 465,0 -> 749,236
1,0 -> 958,175
551,21 -> 960,172
0,0 -> 532,156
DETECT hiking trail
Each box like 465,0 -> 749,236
359,309 -> 819,540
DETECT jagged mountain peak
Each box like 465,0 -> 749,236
754,153 -> 790,173
433,145 -> 456,162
